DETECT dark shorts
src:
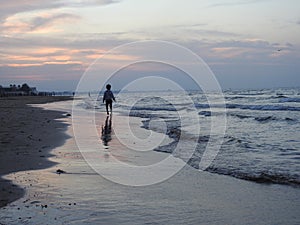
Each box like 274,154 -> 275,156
106,99 -> 113,109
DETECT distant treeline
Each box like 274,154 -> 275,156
0,83 -> 74,97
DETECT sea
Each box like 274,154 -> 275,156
80,87 -> 300,187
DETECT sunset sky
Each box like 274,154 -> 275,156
0,0 -> 299,91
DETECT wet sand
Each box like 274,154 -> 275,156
0,96 -> 72,208
0,100 -> 300,224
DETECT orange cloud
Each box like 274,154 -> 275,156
44,61 -> 82,65
211,47 -> 249,58
6,55 -> 47,61
1,12 -> 81,35
1,41 -> 142,75
6,63 -> 42,67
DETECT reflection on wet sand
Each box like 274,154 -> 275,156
101,115 -> 112,147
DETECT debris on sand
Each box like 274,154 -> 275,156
56,169 -> 66,174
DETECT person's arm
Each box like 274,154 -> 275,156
112,92 -> 116,102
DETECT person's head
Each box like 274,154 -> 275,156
106,84 -> 111,90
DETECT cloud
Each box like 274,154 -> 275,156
0,32 -> 140,73
119,24 -> 241,43
207,0 -> 268,8
0,0 -> 119,22
30,13 -> 81,31
170,24 -> 240,38
213,39 -> 272,49
0,0 -> 119,35
0,19 -> 299,91
64,0 -> 120,7
0,30 -> 296,69
0,1 -> 62,22
2,13 -> 81,34
180,38 -> 299,67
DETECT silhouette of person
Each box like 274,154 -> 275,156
103,84 -> 116,115
101,115 -> 112,147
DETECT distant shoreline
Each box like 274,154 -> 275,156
0,96 -> 73,208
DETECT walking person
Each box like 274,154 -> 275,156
103,84 -> 116,115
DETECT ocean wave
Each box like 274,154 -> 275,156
278,97 -> 300,103
198,111 -> 211,117
136,109 -> 300,187
194,103 -> 210,109
270,94 -> 288,99
205,167 -> 300,186
194,103 -> 300,111
223,135 -> 253,149
226,104 -> 300,111
229,113 -> 252,119
131,106 -> 177,111
230,113 -> 297,122
225,96 -> 246,100
254,116 -> 276,122
224,135 -> 244,144
156,140 -> 300,186
157,137 -> 300,186
230,92 -> 267,96
118,99 -> 300,113
129,111 -> 163,118
279,151 -> 300,157
118,102 -> 180,112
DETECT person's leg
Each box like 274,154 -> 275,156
105,101 -> 109,115
109,101 -> 112,114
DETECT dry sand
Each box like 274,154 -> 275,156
0,96 -> 73,207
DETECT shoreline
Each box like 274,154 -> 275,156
0,96 -> 73,208
0,98 -> 299,224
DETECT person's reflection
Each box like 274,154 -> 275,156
101,115 -> 112,147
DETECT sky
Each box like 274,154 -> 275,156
0,0 -> 299,91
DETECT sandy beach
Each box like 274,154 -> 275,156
0,96 -> 73,208
0,98 -> 299,225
